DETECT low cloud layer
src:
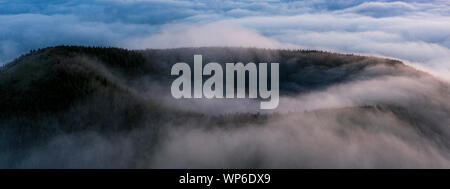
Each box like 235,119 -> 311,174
124,23 -> 299,49
6,65 -> 450,168
143,66 -> 450,168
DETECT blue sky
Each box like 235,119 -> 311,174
1,0 -> 450,79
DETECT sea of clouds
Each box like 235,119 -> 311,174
1,0 -> 450,79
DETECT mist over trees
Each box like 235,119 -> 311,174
0,46 -> 449,168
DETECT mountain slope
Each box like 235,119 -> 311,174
1,46 -> 449,168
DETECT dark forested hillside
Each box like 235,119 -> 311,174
0,46 -> 449,168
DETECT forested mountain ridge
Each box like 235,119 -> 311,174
1,46 -> 449,168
